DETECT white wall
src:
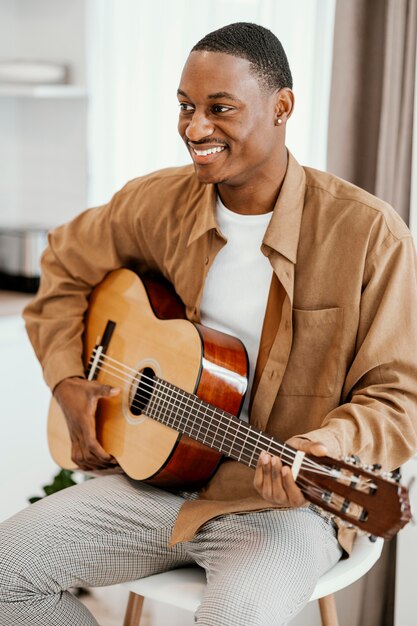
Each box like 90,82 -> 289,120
87,0 -> 336,206
0,315 -> 56,523
0,0 -> 88,228
0,0 -> 336,225
409,36 -> 417,239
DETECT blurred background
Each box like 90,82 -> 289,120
0,0 -> 336,228
0,1 -> 416,625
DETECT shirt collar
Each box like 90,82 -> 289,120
262,151 -> 306,264
186,183 -> 218,246
186,151 -> 306,261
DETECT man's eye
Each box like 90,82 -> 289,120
179,103 -> 194,112
212,105 -> 232,113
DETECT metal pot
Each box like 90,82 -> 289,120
0,226 -> 48,292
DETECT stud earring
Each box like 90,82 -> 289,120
275,117 -> 283,126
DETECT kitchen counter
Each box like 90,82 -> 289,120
0,290 -> 32,317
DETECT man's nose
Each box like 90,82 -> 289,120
185,112 -> 214,142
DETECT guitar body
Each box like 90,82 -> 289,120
48,269 -> 248,490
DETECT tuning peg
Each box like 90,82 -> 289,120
343,454 -> 362,466
390,469 -> 402,483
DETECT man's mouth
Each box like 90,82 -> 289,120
187,142 -> 227,165
192,146 -> 226,157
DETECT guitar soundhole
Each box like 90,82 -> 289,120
130,367 -> 155,416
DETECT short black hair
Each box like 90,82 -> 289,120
192,22 -> 293,92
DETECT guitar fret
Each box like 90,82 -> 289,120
146,389 -> 156,418
247,431 -> 262,468
146,379 -> 165,423
146,380 -> 159,420
223,417 -> 243,458
218,415 -> 231,451
237,428 -> 250,463
184,392 -> 197,436
155,379 -> 168,423
174,386 -> 187,432
206,406 -> 221,447
165,383 -> 177,428
194,402 -> 209,443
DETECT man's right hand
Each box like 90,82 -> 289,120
53,377 -> 120,471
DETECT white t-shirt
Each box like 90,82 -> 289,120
200,196 -> 273,421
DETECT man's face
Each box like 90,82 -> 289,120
177,51 -> 281,187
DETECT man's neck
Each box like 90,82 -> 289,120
216,151 -> 288,216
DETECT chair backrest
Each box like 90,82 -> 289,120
309,534 -> 383,600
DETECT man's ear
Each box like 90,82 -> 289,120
274,88 -> 295,125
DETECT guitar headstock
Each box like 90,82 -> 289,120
298,454 -> 412,539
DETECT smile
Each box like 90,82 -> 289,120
192,146 -> 226,157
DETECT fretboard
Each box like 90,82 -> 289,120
145,376 -> 289,470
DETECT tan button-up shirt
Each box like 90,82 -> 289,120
23,153 -> 417,550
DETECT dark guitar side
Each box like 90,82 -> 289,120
137,274 -> 249,490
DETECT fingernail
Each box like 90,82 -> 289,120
110,387 -> 120,396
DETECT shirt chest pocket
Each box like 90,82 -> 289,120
279,307 -> 344,397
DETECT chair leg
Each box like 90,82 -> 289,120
318,593 -> 339,626
123,591 -> 145,626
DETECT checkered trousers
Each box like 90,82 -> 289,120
0,474 -> 341,625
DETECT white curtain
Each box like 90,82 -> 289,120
410,35 -> 417,240
86,0 -> 336,206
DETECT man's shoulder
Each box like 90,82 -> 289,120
118,164 -> 199,197
303,166 -> 410,241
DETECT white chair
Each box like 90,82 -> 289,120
121,534 -> 383,626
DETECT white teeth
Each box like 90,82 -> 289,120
193,146 -> 225,156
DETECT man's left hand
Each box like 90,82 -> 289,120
253,436 -> 328,508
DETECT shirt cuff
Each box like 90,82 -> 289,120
43,349 -> 86,392
300,429 -> 343,459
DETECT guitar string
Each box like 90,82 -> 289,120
93,354 -> 302,465
90,360 -> 363,518
93,352 -> 373,489
95,354 -> 377,497
92,352 -> 372,493
93,351 -> 323,471
93,353 -> 330,476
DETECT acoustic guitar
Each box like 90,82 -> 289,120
48,269 -> 411,539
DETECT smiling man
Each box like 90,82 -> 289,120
177,50 -> 291,202
1,22 -> 417,626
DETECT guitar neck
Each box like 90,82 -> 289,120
145,376 -> 412,540
146,376 -> 287,470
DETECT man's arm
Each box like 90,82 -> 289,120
254,232 -> 417,505
24,193 -> 144,391
24,189 -> 149,469
303,234 -> 417,470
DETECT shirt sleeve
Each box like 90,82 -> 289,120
22,187 -> 149,391
303,233 -> 417,470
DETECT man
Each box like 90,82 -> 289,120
1,22 -> 417,626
